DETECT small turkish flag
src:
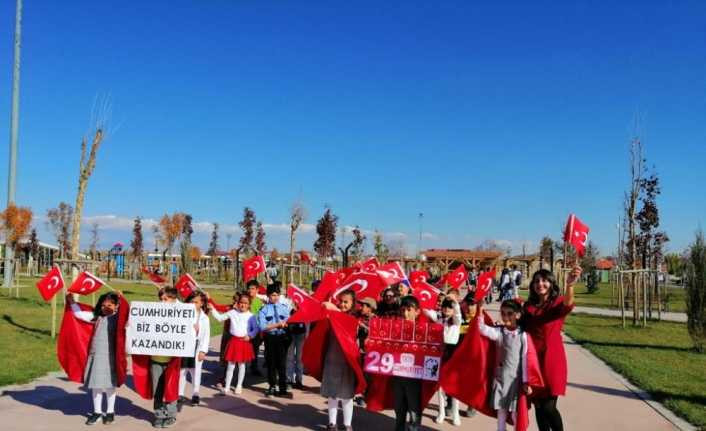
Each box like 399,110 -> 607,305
361,257 -> 380,273
287,283 -> 313,307
243,255 -> 266,281
473,270 -> 496,303
175,274 -> 198,299
409,270 -> 430,287
36,266 -> 65,301
564,214 -> 590,258
446,265 -> 468,289
376,262 -> 406,286
334,272 -> 386,302
68,271 -> 105,295
413,281 -> 441,310
142,267 -> 166,285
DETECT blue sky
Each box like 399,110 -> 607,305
0,1 -> 704,255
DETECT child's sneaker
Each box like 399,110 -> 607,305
102,413 -> 115,425
151,418 -> 163,428
452,412 -> 461,426
265,387 -> 276,398
85,413 -> 102,425
162,418 -> 176,428
234,386 -> 242,395
191,395 -> 200,406
434,413 -> 446,424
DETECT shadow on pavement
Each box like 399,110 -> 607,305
1,385 -> 153,424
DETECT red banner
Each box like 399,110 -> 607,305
363,317 -> 444,381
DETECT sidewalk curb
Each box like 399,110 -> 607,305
564,334 -> 697,431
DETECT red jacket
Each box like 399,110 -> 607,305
131,355 -> 181,403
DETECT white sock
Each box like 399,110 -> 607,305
497,408 -> 508,431
192,362 -> 202,396
225,362 -> 236,389
236,363 -> 246,388
327,397 -> 338,425
437,389 -> 446,416
450,397 -> 459,417
105,388 -> 116,414
91,389 -> 103,414
178,368 -> 187,397
341,398 -> 353,427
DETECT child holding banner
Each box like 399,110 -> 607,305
210,293 -> 259,395
179,291 -> 210,406
392,295 -> 424,431
59,292 -> 128,425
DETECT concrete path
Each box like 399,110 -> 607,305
0,310 -> 691,431
573,305 -> 687,323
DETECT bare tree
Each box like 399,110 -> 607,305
339,226 -> 365,267
46,202 -> 73,258
373,230 -> 389,262
624,136 -> 645,270
289,201 -> 307,265
70,127 -> 105,262
387,237 -> 407,260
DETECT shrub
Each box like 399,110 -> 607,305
685,230 -> 706,353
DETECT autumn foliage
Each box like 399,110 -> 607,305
1,204 -> 33,247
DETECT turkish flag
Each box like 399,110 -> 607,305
68,271 -> 105,295
334,271 -> 386,302
36,266 -> 65,301
312,270 -> 342,302
409,270 -> 430,287
287,283 -> 313,307
175,274 -> 198,299
473,270 -> 496,303
564,213 -> 590,258
287,283 -> 325,323
142,267 -> 166,285
242,255 -> 266,281
376,262 -> 406,286
361,257 -> 380,273
413,281 -> 441,310
446,265 -> 468,289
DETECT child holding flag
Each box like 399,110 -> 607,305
209,293 -> 259,395
60,291 -> 128,425
178,291 -> 210,406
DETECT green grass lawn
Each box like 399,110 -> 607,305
563,282 -> 687,313
0,277 -> 237,387
564,313 -> 706,429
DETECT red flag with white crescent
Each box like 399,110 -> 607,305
287,283 -> 325,323
299,251 -> 312,265
446,265 -> 469,289
473,270 -> 496,303
376,262 -> 406,286
361,257 -> 380,273
333,271 -> 386,302
175,273 -> 199,299
564,213 -> 590,258
413,281 -> 441,310
312,270 -> 343,302
142,267 -> 166,285
287,283 -> 312,307
409,270 -> 430,287
243,255 -> 266,281
68,271 -> 106,295
36,266 -> 65,301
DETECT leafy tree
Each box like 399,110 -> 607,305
314,207 -> 338,260
289,202 -> 306,265
46,202 -> 73,258
158,213 -> 185,258
239,207 -> 256,254
180,214 -> 194,273
1,204 -> 32,252
539,236 -> 555,270
29,228 -> 39,261
685,231 -> 706,352
255,221 -> 266,255
664,252 -> 685,276
130,217 -> 144,265
208,223 -> 220,256
581,241 -> 600,293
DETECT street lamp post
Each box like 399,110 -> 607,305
4,0 -> 23,288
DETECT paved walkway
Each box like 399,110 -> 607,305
0,308 -> 691,431
573,305 -> 687,323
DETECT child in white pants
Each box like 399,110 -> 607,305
179,292 -> 210,406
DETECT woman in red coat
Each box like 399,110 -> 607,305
521,266 -> 581,431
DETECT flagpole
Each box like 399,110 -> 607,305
51,294 -> 57,338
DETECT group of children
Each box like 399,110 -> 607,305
61,265 -> 581,431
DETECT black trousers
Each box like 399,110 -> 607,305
534,396 -> 564,431
250,334 -> 263,371
264,332 -> 291,391
392,376 -> 422,431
